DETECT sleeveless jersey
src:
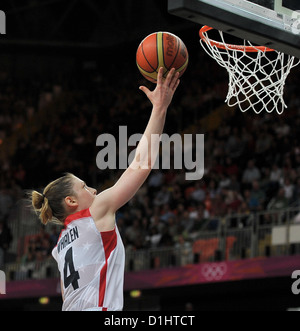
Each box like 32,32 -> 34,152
52,208 -> 125,311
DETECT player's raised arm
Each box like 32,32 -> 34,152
90,68 -> 180,231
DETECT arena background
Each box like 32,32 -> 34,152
0,0 -> 300,311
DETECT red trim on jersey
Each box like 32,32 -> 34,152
54,209 -> 92,248
98,229 -> 117,308
64,208 -> 91,227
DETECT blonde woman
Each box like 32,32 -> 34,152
30,68 -> 180,311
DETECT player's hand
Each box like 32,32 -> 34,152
139,67 -> 180,112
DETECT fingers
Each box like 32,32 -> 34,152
164,68 -> 176,86
139,85 -> 150,97
157,67 -> 179,86
172,77 -> 180,92
170,72 -> 180,90
156,67 -> 164,85
162,68 -> 180,90
140,67 -> 180,96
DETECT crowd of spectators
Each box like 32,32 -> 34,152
14,225 -> 59,279
1,40 -> 300,266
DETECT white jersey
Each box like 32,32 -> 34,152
52,208 -> 125,311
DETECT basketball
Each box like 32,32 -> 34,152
136,31 -> 189,83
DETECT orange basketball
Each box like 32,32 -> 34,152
136,32 -> 189,83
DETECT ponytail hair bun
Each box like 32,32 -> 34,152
31,190 -> 53,225
31,191 -> 45,210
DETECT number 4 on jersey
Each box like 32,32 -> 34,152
64,247 -> 80,290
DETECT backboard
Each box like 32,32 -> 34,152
168,0 -> 300,58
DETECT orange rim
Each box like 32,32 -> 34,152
199,26 -> 274,53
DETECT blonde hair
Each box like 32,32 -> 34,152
31,173 -> 76,225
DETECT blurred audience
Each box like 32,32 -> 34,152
1,48 -> 300,263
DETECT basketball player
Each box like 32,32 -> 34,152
30,68 -> 180,311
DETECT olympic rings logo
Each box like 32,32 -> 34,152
201,263 -> 227,281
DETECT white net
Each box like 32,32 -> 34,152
199,27 -> 300,114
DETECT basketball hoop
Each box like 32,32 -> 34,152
199,26 -> 300,114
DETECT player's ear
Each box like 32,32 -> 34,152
64,196 -> 78,208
